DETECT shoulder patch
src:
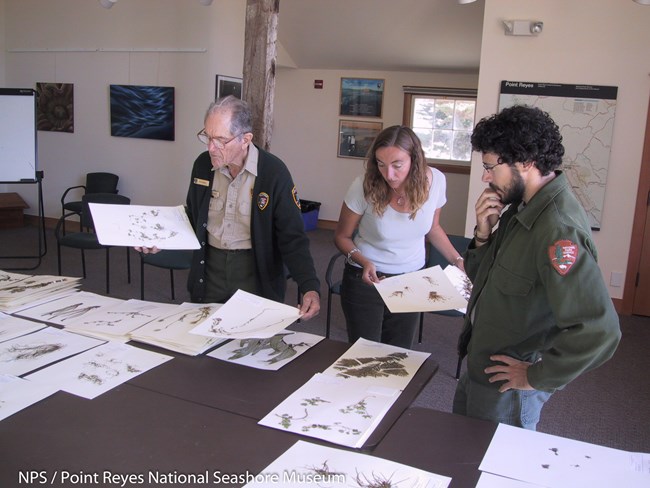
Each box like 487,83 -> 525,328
548,240 -> 578,276
292,186 -> 301,209
257,192 -> 269,211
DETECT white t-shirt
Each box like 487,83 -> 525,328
344,168 -> 447,274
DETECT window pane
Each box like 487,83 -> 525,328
434,100 -> 454,130
413,128 -> 434,158
412,98 -> 435,129
454,101 -> 476,131
431,130 -> 452,159
452,130 -> 472,161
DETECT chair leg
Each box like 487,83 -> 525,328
57,243 -> 62,276
326,291 -> 332,339
169,269 -> 175,300
140,257 -> 145,301
418,313 -> 424,343
105,248 -> 110,294
455,355 -> 463,380
81,250 -> 87,278
126,248 -> 131,284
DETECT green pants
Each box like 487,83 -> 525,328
204,246 -> 259,303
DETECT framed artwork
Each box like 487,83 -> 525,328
215,75 -> 243,100
36,82 -> 74,133
338,119 -> 383,159
339,77 -> 384,117
109,85 -> 175,141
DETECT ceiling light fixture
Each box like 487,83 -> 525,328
633,0 -> 650,5
99,0 -> 118,9
199,0 -> 214,5
503,20 -> 544,36
457,0 -> 477,4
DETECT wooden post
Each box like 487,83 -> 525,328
243,0 -> 279,151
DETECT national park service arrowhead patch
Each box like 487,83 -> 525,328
257,192 -> 269,211
292,186 -> 301,209
548,240 -> 578,276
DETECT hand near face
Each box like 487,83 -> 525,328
475,188 -> 505,236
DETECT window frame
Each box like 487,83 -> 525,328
402,87 -> 477,175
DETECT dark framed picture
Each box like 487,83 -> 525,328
339,77 -> 384,117
36,82 -> 74,133
109,85 -> 175,141
338,119 -> 383,159
215,75 -> 243,100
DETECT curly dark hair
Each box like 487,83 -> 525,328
471,105 -> 565,176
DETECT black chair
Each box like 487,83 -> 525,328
418,234 -> 472,379
55,193 -> 131,294
140,249 -> 194,301
324,252 -> 345,339
60,172 -> 119,233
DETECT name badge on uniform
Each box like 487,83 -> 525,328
193,178 -> 210,187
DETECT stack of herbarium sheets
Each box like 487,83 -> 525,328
128,302 -> 225,355
259,338 -> 430,448
0,270 -> 81,313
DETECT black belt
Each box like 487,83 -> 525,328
211,246 -> 252,254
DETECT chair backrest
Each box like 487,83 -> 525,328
426,235 -> 472,268
81,193 -> 131,230
85,172 -> 119,195
325,252 -> 345,289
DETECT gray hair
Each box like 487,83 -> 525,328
205,95 -> 253,139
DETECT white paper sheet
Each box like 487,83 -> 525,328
321,337 -> 430,390
475,472 -> 543,488
26,342 -> 173,400
15,291 -> 123,327
243,440 -> 451,488
259,373 -> 400,448
0,374 -> 59,421
63,299 -> 169,342
190,290 -> 301,339
0,273 -> 80,312
443,264 -> 472,313
480,423 -> 650,488
129,302 -> 225,355
373,265 -> 467,312
0,313 -> 46,343
207,331 -> 324,370
88,203 -> 200,249
0,327 -> 104,376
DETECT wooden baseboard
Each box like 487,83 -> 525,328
316,219 -> 337,231
25,214 -> 58,230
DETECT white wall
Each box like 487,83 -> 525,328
467,0 -> 650,299
2,0 -> 245,214
273,68 -> 478,235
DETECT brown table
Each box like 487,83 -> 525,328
373,407 -> 497,488
0,337 -> 497,488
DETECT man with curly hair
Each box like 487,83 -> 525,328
454,105 -> 620,429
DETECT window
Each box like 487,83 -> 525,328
403,87 -> 477,173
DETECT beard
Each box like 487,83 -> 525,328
490,165 -> 525,205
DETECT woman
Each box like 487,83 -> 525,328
334,125 -> 464,348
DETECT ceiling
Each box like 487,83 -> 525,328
276,0 -> 485,73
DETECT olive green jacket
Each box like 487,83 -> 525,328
458,172 -> 621,391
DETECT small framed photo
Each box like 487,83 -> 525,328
338,119 -> 383,159
339,77 -> 384,117
215,75 -> 242,100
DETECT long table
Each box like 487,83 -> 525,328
0,337 -> 497,487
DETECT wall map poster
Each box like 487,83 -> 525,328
499,81 -> 618,230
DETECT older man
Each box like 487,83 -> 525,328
184,95 -> 320,319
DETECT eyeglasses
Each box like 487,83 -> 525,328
482,159 -> 506,173
197,129 -> 241,149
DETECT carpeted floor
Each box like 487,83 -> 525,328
1,223 -> 648,453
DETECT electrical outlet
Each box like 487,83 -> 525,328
610,272 -> 623,287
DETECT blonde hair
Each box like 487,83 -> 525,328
363,125 -> 429,220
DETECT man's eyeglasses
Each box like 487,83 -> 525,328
482,159 -> 506,173
197,129 -> 241,149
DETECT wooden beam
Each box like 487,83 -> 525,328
243,0 -> 279,151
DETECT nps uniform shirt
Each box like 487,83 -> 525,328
460,172 -> 620,392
